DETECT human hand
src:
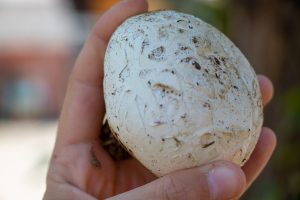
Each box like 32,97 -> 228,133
43,0 -> 276,199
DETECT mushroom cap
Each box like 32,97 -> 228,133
104,10 -> 263,176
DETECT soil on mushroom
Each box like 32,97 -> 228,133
100,120 -> 131,160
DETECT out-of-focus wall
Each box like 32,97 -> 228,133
0,0 -> 78,118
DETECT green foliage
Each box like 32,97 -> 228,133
243,179 -> 284,200
284,86 -> 300,131
168,0 -> 229,33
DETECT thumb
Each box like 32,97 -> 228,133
107,161 -> 246,200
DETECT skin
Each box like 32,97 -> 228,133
43,0 -> 277,199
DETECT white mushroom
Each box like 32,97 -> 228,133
104,10 -> 263,176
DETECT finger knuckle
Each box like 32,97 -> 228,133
159,176 -> 188,200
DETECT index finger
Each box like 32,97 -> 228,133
55,0 -> 149,150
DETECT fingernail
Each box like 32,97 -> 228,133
207,165 -> 245,200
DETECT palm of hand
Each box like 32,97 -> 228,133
47,143 -> 155,199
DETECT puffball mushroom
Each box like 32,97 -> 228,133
104,10 -> 263,176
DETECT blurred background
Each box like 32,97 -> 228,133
0,0 -> 299,199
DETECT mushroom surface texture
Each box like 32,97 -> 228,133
104,10 -> 263,176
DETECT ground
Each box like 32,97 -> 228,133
0,121 -> 56,200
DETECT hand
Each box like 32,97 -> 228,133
43,0 -> 276,199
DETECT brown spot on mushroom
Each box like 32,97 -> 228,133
148,46 -> 166,61
181,57 -> 193,63
141,39 -> 149,54
201,133 -> 215,148
202,141 -> 215,148
221,57 -> 226,65
214,57 -> 221,65
203,102 -> 211,109
192,61 -> 201,70
218,92 -> 225,99
152,83 -> 179,96
192,37 -> 198,44
128,148 -> 133,154
233,149 -> 243,162
137,29 -> 145,34
209,56 -> 221,66
178,28 -> 185,33
180,46 -> 190,51
223,132 -> 233,143
173,137 -> 182,147
154,121 -> 164,126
